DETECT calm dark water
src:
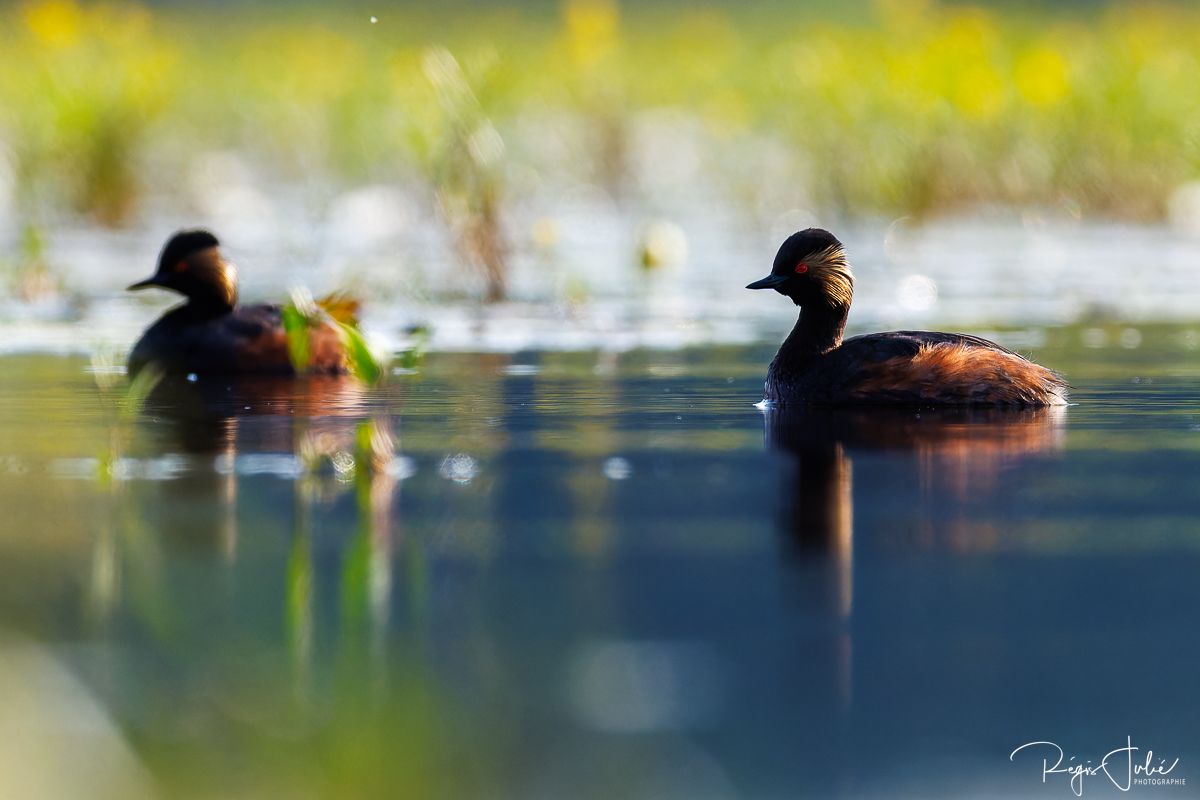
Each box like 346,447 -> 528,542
1,332 -> 1198,798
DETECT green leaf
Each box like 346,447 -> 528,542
335,320 -> 383,385
282,303 -> 311,373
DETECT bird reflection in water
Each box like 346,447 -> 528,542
142,374 -> 384,551
762,405 -> 1065,704
134,375 -> 404,687
145,374 -> 378,456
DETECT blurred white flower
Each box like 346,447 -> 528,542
1167,181 -> 1200,235
638,220 -> 688,269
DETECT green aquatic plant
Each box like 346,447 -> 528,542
92,349 -> 163,479
283,288 -> 386,385
286,505 -> 314,692
559,0 -> 632,196
2,223 -> 60,301
394,325 -> 431,372
6,0 -> 175,225
289,414 -> 400,703
340,418 -> 397,652
410,47 -> 510,302
84,351 -> 172,638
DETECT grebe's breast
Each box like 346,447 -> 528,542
129,304 -> 347,376
768,331 -> 1068,407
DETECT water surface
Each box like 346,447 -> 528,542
0,331 -> 1198,798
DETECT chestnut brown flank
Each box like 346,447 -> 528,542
851,342 -> 1067,406
233,322 -> 347,374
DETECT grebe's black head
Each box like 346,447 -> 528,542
746,228 -> 853,308
128,229 -> 238,311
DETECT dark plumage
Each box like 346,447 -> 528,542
747,229 -> 1067,407
127,229 -> 348,377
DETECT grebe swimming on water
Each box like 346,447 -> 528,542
746,229 -> 1067,406
127,230 -> 349,377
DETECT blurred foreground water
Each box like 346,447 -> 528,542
1,333 -> 1199,798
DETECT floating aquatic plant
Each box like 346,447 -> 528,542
283,288 -> 385,385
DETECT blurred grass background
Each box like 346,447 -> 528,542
3,0 -> 1200,228
4,0 -> 1200,311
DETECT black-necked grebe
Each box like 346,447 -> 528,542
127,230 -> 348,376
747,229 -> 1067,406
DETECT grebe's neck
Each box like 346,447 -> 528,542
180,249 -> 239,318
183,296 -> 236,320
779,301 -> 849,363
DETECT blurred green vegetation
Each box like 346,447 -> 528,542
1,0 -> 1199,236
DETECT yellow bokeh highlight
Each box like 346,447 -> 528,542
954,63 -> 1006,120
563,0 -> 619,68
941,9 -> 1000,55
22,0 -> 82,48
1015,46 -> 1071,107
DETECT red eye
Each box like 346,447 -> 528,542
794,263 -> 808,274
174,260 -> 187,273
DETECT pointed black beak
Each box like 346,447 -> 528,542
746,274 -> 788,290
127,275 -> 164,291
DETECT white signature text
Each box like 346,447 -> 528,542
1010,737 -> 1182,796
